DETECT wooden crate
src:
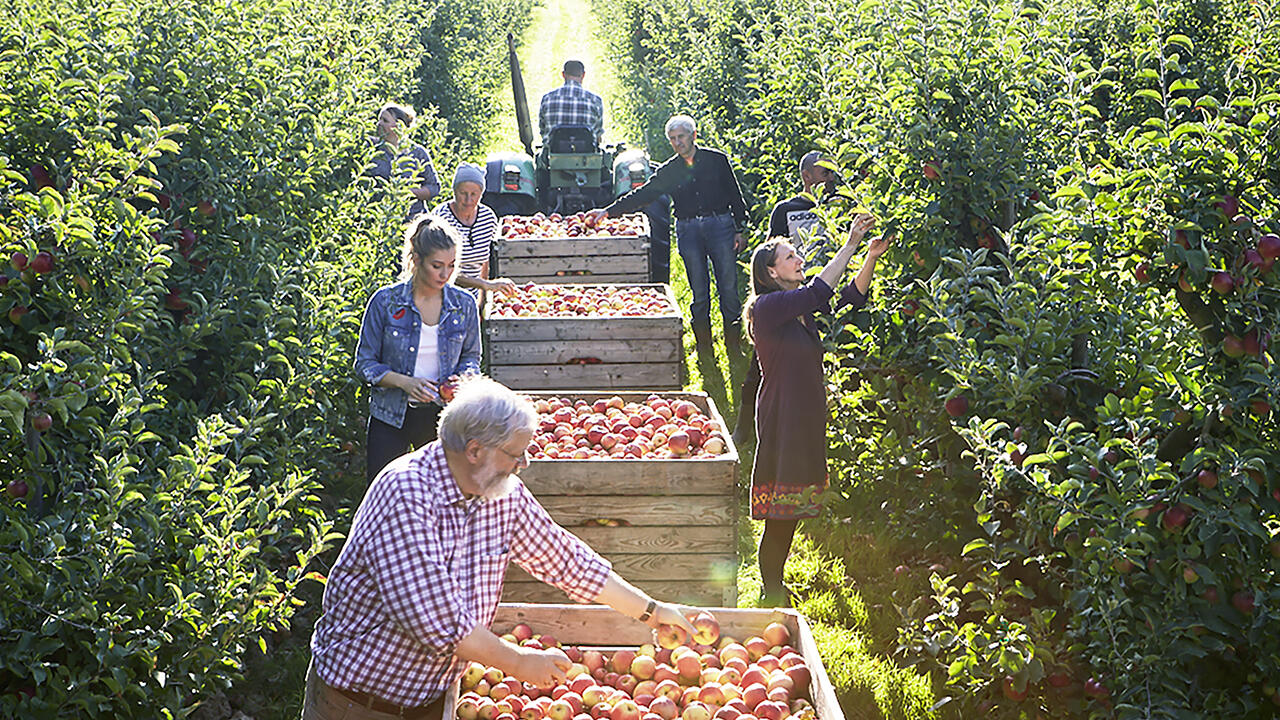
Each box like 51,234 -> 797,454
484,285 -> 683,391
505,391 -> 739,606
495,214 -> 650,284
443,605 -> 843,720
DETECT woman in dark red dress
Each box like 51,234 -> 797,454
745,214 -> 889,606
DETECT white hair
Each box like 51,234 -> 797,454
439,377 -> 536,453
665,115 -> 696,136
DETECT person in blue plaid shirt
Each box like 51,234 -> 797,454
538,59 -> 604,146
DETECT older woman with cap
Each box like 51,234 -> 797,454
431,163 -> 516,309
367,102 -> 440,218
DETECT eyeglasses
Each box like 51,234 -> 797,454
493,445 -> 528,462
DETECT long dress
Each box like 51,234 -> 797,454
750,276 -> 867,519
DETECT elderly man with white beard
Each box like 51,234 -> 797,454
300,376 -> 701,720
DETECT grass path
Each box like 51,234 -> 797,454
488,0 -> 623,155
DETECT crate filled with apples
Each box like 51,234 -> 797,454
526,393 -> 728,461
495,213 -> 651,285
502,392 -> 737,606
447,605 -> 840,720
485,286 -> 682,392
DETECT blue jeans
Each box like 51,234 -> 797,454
676,213 -> 740,328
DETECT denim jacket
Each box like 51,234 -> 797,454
354,280 -> 482,428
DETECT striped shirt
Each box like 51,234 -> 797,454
310,442 -> 611,706
432,202 -> 498,304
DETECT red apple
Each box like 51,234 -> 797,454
762,622 -> 790,648
10,251 -> 28,271
1210,271 -> 1235,295
7,479 -> 28,499
944,395 -> 969,417
29,251 -> 53,274
1001,676 -> 1027,702
691,611 -> 720,646
1232,590 -> 1256,614
31,411 -> 52,432
655,624 -> 688,650
1259,233 -> 1280,260
648,697 -> 678,720
922,161 -> 941,180
611,700 -> 641,720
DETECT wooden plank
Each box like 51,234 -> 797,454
519,461 -> 735,497
490,339 -> 681,365
497,237 -> 648,257
500,580 -> 730,606
539,494 -> 735,526
500,255 -> 649,276
509,273 -> 650,285
563,525 -> 735,554
506,553 -> 738,584
487,317 -> 682,342
490,362 -> 681,391
487,605 -> 794,647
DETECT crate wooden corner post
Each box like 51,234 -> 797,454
484,284 -> 684,392
502,391 -> 739,607
442,605 -> 844,720
495,213 -> 651,284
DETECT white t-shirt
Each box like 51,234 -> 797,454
412,322 -> 440,386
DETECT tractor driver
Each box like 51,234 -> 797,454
538,59 -> 605,147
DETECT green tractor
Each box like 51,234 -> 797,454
482,35 -> 671,282
482,34 -> 654,218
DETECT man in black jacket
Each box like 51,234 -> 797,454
587,115 -> 748,357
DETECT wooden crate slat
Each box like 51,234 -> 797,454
490,362 -> 681,391
489,339 -> 681,365
506,273 -> 651,284
567,525 -> 734,554
497,237 -> 649,256
486,316 -> 681,342
506,553 -> 738,584
518,459 -> 732,495
500,580 -> 730,606
499,255 -> 650,276
539,494 -> 735,526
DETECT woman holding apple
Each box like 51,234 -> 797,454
432,163 -> 517,310
354,215 -> 482,482
744,213 -> 889,606
366,102 -> 441,218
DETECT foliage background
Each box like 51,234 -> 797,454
593,0 -> 1280,716
0,0 -> 530,716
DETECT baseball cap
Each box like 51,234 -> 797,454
800,151 -> 840,177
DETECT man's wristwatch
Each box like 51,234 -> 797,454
638,599 -> 657,623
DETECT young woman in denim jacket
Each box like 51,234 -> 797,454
355,215 -> 482,482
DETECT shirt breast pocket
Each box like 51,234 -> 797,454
382,314 -> 416,365
473,549 -> 511,612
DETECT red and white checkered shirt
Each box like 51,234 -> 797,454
311,442 -> 611,706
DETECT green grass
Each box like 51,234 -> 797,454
487,0 -> 625,155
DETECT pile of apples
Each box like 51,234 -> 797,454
490,285 -> 675,319
501,212 -> 646,240
456,616 -> 816,720
527,394 -> 729,460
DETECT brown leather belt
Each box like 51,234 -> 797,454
328,682 -> 440,719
